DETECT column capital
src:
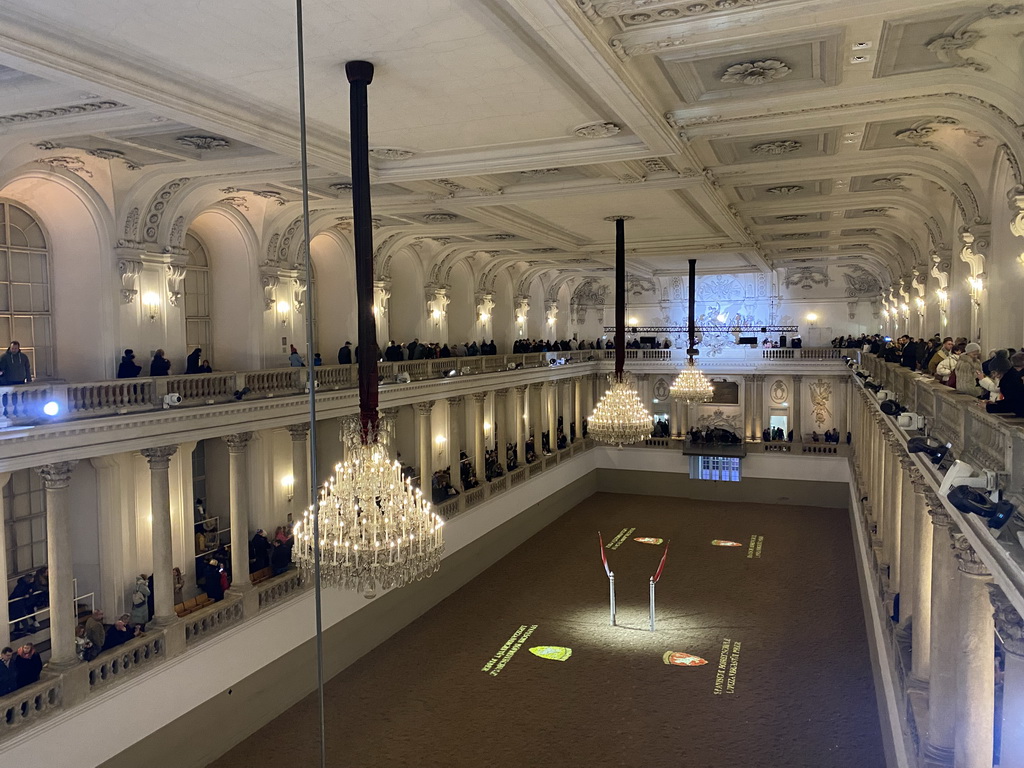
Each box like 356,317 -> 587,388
35,461 -> 79,489
927,495 -> 953,526
752,373 -> 766,383
286,422 -> 310,440
495,388 -> 510,397
447,395 -> 464,407
140,445 -> 178,470
471,391 -> 488,403
222,432 -> 254,453
514,384 -> 529,394
415,400 -> 435,415
988,584 -> 1024,657
380,406 -> 400,418
792,374 -> 803,383
949,529 -> 990,577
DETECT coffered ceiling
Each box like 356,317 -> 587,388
0,0 -> 1020,289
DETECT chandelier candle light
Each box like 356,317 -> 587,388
588,216 -> 653,448
670,258 -> 714,404
292,60 -> 444,596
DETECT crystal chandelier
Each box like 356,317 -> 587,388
671,257 -> 714,404
293,438 -> 444,595
590,215 -> 653,447
293,60 -> 443,596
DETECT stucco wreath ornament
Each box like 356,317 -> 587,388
721,59 -> 791,85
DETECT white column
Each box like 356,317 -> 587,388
990,585 -> 1024,768
896,454 -> 915,621
472,392 -> 486,480
791,374 -> 803,442
514,385 -> 527,465
909,481 -> 935,685
447,396 -> 463,475
884,441 -> 903,599
752,374 -> 764,440
573,378 -> 582,442
36,461 -> 78,666
140,446 -> 178,625
286,422 -> 310,508
544,381 -> 556,452
833,376 -> 847,436
416,400 -> 434,487
222,432 -> 254,593
0,472 -> 10,650
924,509 -> 958,766
951,532 -> 993,768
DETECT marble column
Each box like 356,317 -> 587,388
572,378 -> 582,442
222,432 -> 254,593
791,374 -> 803,442
514,385 -> 527,465
833,376 -> 847,437
447,396 -> 463,475
380,406 -> 400,461
471,392 -> 486,479
415,400 -> 434,488
989,584 -> 1024,767
742,375 -> 754,440
286,422 -> 310,508
544,381 -> 556,451
909,481 -> 935,685
671,398 -> 683,438
896,454 -> 915,622
0,472 -> 10,650
924,507 -> 958,765
35,462 -> 78,666
884,441 -> 903,597
752,374 -> 765,441
950,532 -> 994,768
140,447 -> 178,625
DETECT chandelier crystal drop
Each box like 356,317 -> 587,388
670,360 -> 714,404
293,438 -> 444,596
589,373 -> 653,448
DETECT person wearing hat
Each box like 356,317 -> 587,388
117,349 -> 142,378
954,342 -> 984,396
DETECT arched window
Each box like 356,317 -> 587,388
0,200 -> 53,378
184,232 -> 212,363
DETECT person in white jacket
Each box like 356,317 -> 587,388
935,344 -> 963,383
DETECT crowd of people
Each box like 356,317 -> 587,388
0,643 -> 42,695
117,346 -> 212,378
868,333 -> 1024,417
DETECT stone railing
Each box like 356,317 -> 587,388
602,346 -> 843,363
183,595 -> 244,646
87,631 -> 165,690
0,673 -> 61,736
257,570 -> 305,611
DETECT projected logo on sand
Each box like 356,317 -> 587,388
711,540 -> 742,547
634,537 -> 664,545
605,527 -> 636,549
481,625 -> 538,676
663,651 -> 708,667
530,646 -> 572,661
746,535 -> 764,559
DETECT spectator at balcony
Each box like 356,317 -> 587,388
149,349 -> 171,376
8,571 -> 40,635
173,566 -> 185,605
84,610 -> 105,661
74,624 -> 93,662
270,538 -> 290,575
102,617 -> 137,650
936,343 -> 963,384
954,342 -> 984,396
986,351 -> 1024,417
288,345 -> 304,367
205,559 -> 226,602
983,348 -> 1009,377
185,347 -> 202,374
249,529 -> 272,573
927,338 -> 954,376
0,646 -> 16,695
12,643 -> 42,689
899,337 -> 919,369
199,359 -> 213,373
31,567 -> 48,611
313,353 -> 322,367
336,341 -> 352,365
979,354 -> 1011,402
130,574 -> 150,630
0,341 -> 32,385
117,348 -> 142,378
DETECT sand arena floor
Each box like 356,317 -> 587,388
211,492 -> 885,768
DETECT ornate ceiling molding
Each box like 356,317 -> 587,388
585,0 -> 783,22
750,140 -> 801,156
609,32 -> 686,60
573,121 -> 621,138
720,59 -> 791,85
765,185 -> 803,195
926,4 -> 1023,73
34,155 -> 93,177
0,100 -> 126,126
872,176 -> 909,191
219,186 -> 286,206
369,148 -> 415,160
176,135 -> 231,151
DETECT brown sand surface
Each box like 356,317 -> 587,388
211,492 -> 885,768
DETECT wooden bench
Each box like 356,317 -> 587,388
249,567 -> 272,585
174,594 -> 213,617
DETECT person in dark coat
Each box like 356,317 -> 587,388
270,539 -> 291,575
337,342 -> 353,365
117,349 -> 142,378
185,348 -> 202,374
0,646 -> 16,695
987,352 -> 1024,417
150,349 -> 171,376
249,529 -> 272,573
102,618 -> 135,650
8,572 -> 39,633
12,643 -> 42,689
205,559 -> 226,602
0,341 -> 31,385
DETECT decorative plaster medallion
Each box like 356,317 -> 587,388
770,379 -> 788,404
783,265 -> 829,289
843,266 -> 881,297
88,147 -> 143,170
423,213 -> 456,223
328,182 -> 353,192
221,196 -> 250,211
765,185 -> 803,195
751,140 -> 801,156
863,208 -> 891,215
573,121 -> 621,138
369,148 -> 415,160
176,135 -> 231,151
603,215 -> 634,221
533,248 -> 559,253
435,178 -> 466,193
520,168 -> 560,177
609,34 -> 687,60
872,176 -> 909,190
32,140 -> 64,151
220,187 -> 286,206
485,234 -> 516,241
640,158 -> 672,174
721,59 -> 791,85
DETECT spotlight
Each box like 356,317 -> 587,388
233,387 -> 251,400
907,435 -> 951,465
896,412 -> 925,431
880,399 -> 905,416
396,372 -> 411,383
874,389 -> 894,402
445,369 -> 458,378
938,459 -> 996,497
947,485 -> 1015,529
163,393 -> 182,408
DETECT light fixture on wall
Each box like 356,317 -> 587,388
292,61 -> 444,598
967,275 -> 984,306
479,311 -> 490,322
915,297 -> 925,315
589,216 -> 653,448
669,258 -> 714,405
805,312 -> 818,322
281,474 -> 295,502
142,291 -> 160,321
276,300 -> 291,325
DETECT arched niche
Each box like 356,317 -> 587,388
492,269 -> 514,353
447,260 -> 475,346
308,230 -> 357,359
188,207 -> 261,371
390,247 -> 425,343
0,170 -> 114,381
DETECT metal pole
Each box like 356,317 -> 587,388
614,218 -> 625,379
609,571 -> 616,627
293,4 -> 325,767
649,578 -> 655,632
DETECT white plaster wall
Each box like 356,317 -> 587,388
309,231 -> 357,361
389,248 -> 426,344
447,260 -> 475,345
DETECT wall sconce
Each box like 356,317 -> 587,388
881,308 -> 889,319
805,312 -> 818,322
516,314 -> 525,324
966,276 -> 984,305
483,421 -> 491,434
431,308 -> 441,320
142,291 -> 160,321
546,316 -> 555,326
281,474 -> 294,502
628,316 -> 638,326
276,300 -> 291,325
900,303 -> 909,318
479,311 -> 490,322
914,297 -> 925,315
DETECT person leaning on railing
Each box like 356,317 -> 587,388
985,351 -> 1024,417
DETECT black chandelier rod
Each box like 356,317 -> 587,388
614,217 -> 625,378
347,60 -> 380,442
686,257 -> 698,365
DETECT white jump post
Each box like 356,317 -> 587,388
599,532 -> 616,626
649,541 -> 670,633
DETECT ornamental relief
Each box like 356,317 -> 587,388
770,379 -> 787,404
808,378 -> 832,428
720,59 -> 791,85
